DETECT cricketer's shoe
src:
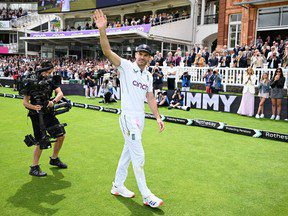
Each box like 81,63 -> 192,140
143,194 -> 164,208
111,182 -> 135,198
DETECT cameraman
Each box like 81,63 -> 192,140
99,77 -> 117,103
152,62 -> 163,94
168,89 -> 184,109
22,61 -> 67,177
180,71 -> 191,91
156,91 -> 169,107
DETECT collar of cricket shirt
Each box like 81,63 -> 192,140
133,62 -> 147,74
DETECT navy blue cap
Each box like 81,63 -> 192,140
136,44 -> 152,55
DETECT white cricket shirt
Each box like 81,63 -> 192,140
117,58 -> 153,116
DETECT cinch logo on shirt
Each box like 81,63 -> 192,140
132,80 -> 148,90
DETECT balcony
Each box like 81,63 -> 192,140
197,14 -> 218,25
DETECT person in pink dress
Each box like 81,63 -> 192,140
237,67 -> 256,116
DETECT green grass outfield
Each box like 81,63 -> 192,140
0,87 -> 287,216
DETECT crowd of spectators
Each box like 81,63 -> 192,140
53,10 -> 190,32
150,36 -> 288,70
0,7 -> 27,21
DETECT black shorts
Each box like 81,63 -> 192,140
30,113 -> 65,142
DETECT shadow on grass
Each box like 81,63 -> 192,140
7,167 -> 71,215
115,196 -> 165,215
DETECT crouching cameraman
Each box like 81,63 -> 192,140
22,61 -> 68,177
99,77 -> 117,104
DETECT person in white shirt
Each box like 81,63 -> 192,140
237,67 -> 256,116
93,10 -> 165,208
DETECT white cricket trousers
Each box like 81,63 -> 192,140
114,114 -> 151,197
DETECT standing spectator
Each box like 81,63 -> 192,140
219,51 -> 230,67
203,68 -> 213,93
194,53 -> 205,67
255,73 -> 270,118
281,45 -> 288,68
267,52 -> 281,69
152,62 -> 164,94
270,68 -> 286,120
166,62 -> 176,90
235,51 -> 247,68
237,67 -> 256,116
202,47 -> 210,64
180,71 -> 191,91
209,52 -> 219,67
210,68 -> 222,94
173,52 -> 181,66
251,50 -> 265,68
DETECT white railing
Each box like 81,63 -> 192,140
158,66 -> 288,90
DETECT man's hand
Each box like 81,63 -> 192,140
93,10 -> 107,30
34,105 -> 42,111
157,118 -> 165,133
47,101 -> 54,108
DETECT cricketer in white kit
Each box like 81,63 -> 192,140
93,10 -> 165,208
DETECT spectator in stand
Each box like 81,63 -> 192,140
194,53 -> 205,67
219,51 -> 231,67
173,52 -> 181,66
209,51 -> 219,67
270,68 -> 286,120
202,47 -> 210,65
243,46 -> 252,67
166,62 -> 176,90
251,49 -> 265,68
267,52 -> 281,69
203,68 -> 213,93
183,51 -> 194,67
165,51 -> 174,65
282,45 -> 288,68
255,72 -> 270,118
237,67 -> 256,116
267,46 -> 279,59
235,51 -> 247,68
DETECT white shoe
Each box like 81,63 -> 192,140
270,115 -> 275,120
255,114 -> 260,119
143,194 -> 164,208
86,96 -> 90,98
111,182 -> 135,198
260,114 -> 264,118
275,115 -> 280,120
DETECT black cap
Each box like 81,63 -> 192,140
136,44 -> 152,55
